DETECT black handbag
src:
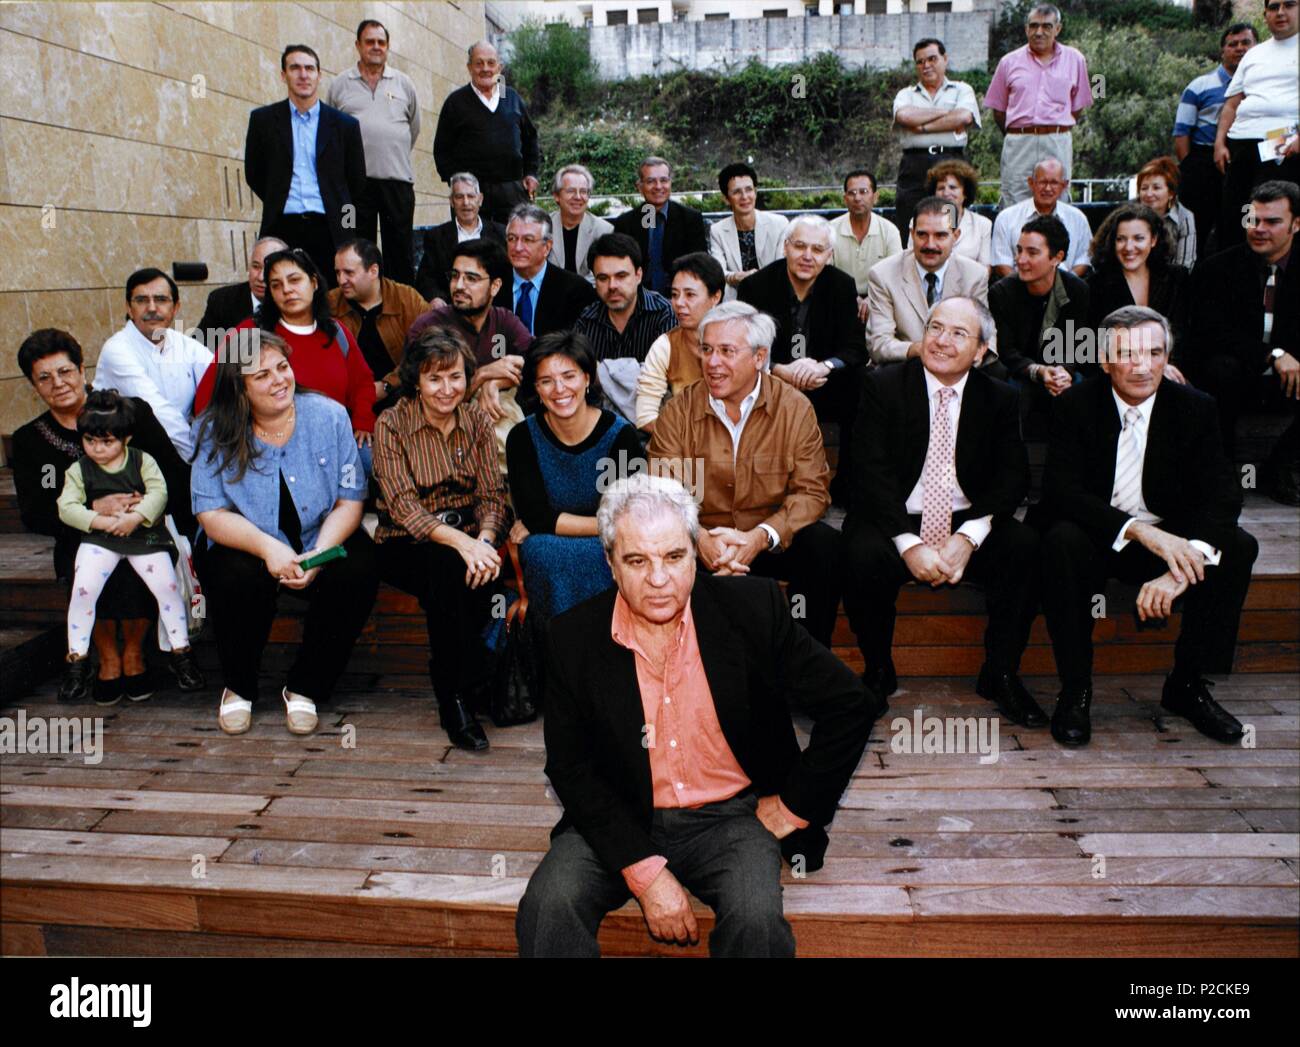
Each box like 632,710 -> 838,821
488,542 -> 543,728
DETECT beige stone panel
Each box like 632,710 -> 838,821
0,289 -> 119,381
173,1 -> 238,34
218,2 -> 281,44
0,31 -> 126,133
0,374 -> 49,437
150,16 -> 268,107
0,118 -> 93,209
0,293 -> 33,375
0,3 -> 85,53
275,4 -> 354,76
73,1 -> 167,74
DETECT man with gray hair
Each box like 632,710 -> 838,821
493,202 -> 597,337
984,4 -> 1093,208
432,41 -> 540,224
738,213 -> 866,504
414,172 -> 506,303
549,163 -> 613,284
516,473 -> 878,957
611,157 -> 710,294
1037,306 -> 1257,747
197,235 -> 288,335
649,301 -> 842,649
843,296 -> 1044,721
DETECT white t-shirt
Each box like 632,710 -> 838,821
1226,34 -> 1299,141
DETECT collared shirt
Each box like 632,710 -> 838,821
190,392 -> 365,551
646,203 -> 671,292
830,211 -> 904,295
405,303 -> 532,367
892,77 -> 982,148
1164,200 -> 1198,269
473,81 -> 501,112
95,322 -> 214,459
325,65 -> 420,183
284,100 -> 325,215
990,197 -> 1093,271
895,368 -> 992,554
707,375 -> 781,550
984,42 -> 1094,128
456,217 -> 484,242
1173,64 -> 1233,147
1225,34 -> 1299,142
372,395 -> 507,542
575,286 -> 677,362
513,261 -> 548,333
914,256 -> 951,303
609,592 -> 807,897
1109,388 -> 1222,564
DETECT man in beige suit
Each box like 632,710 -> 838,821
867,196 -> 990,366
549,163 -> 613,285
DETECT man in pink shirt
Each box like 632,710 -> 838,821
516,474 -> 878,957
985,3 -> 1093,207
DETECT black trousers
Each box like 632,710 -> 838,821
1041,520 -> 1258,689
376,537 -> 501,703
894,147 -> 965,241
744,520 -> 841,650
267,212 -> 338,288
357,178 -> 416,285
1197,353 -> 1300,467
842,514 -> 1041,676
806,365 -> 860,506
1179,145 -> 1223,255
194,529 -> 378,702
481,179 -> 531,225
1218,138 -> 1300,251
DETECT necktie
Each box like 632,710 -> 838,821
517,280 -> 534,334
1112,407 -> 1144,515
919,386 -> 957,548
925,271 -> 939,307
649,212 -> 666,292
1263,264 -> 1277,343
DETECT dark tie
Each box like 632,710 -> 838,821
925,272 -> 939,307
649,212 -> 666,292
517,280 -> 534,334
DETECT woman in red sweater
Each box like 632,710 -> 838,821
194,248 -> 376,473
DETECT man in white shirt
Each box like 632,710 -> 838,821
94,268 -> 213,461
830,169 -> 904,323
549,164 -> 614,284
990,158 -> 1092,279
1039,306 -> 1258,746
1214,0 -> 1300,248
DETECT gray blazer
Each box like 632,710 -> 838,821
548,210 -> 614,284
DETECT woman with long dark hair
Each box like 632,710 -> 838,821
190,332 -> 378,736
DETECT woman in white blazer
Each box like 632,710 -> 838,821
905,159 -> 993,269
709,162 -> 790,300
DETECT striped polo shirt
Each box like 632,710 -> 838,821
575,287 -> 677,362
1172,65 -> 1232,147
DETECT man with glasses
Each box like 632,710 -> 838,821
892,39 -> 981,238
989,158 -> 1092,279
549,164 -> 613,284
830,170 -> 904,324
738,214 -> 865,504
985,4 -> 1093,208
1214,0 -> 1300,248
414,172 -> 506,305
842,296 -> 1043,719
611,158 -> 710,295
492,203 -> 597,338
95,268 -> 213,460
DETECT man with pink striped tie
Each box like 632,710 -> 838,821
841,297 -> 1044,723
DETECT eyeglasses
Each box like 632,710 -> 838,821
506,233 -> 546,247
788,240 -> 830,256
845,189 -> 875,197
446,268 -> 488,285
558,188 -> 591,198
33,365 -> 80,387
130,294 -> 173,306
924,321 -> 975,342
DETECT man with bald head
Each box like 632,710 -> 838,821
842,296 -> 1043,724
433,41 -> 540,224
989,158 -> 1093,279
197,235 -> 287,336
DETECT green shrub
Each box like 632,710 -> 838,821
505,19 -> 598,114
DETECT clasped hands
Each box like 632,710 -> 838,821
903,533 -> 976,587
263,540 -> 322,590
773,358 -> 830,391
90,492 -> 145,537
698,525 -> 768,575
1127,521 -> 1206,621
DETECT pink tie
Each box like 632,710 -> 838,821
920,386 -> 956,548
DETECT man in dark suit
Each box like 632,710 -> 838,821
1038,306 -> 1258,746
610,157 -> 710,295
414,172 -> 506,303
243,44 -> 367,289
492,203 -> 597,337
516,474 -> 877,958
1190,180 -> 1300,506
196,236 -> 286,338
842,296 -> 1045,723
738,214 -> 867,505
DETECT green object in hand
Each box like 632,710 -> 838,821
298,545 -> 348,570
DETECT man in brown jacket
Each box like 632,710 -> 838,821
328,238 -> 428,408
648,300 -> 841,648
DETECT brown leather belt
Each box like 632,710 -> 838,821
1006,125 -> 1072,135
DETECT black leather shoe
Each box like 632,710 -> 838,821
1267,461 -> 1300,507
1051,687 -> 1093,746
862,663 -> 897,716
123,670 -> 154,702
93,675 -> 124,707
168,649 -> 206,692
58,657 -> 95,703
975,663 -> 1048,727
1161,675 -> 1243,743
440,697 -> 489,752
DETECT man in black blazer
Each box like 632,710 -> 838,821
1189,180 -> 1300,506
1038,306 -> 1258,746
516,475 -> 877,958
610,158 -> 709,295
492,204 -> 597,337
413,173 -> 506,303
842,296 -> 1045,723
738,213 -> 868,505
196,236 -> 286,338
243,44 -> 366,289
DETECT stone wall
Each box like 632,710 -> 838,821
0,0 -> 484,438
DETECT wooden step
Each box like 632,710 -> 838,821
0,626 -> 64,697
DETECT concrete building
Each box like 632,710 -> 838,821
488,1 -> 984,29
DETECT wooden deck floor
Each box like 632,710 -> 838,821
3,672 -> 1297,957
